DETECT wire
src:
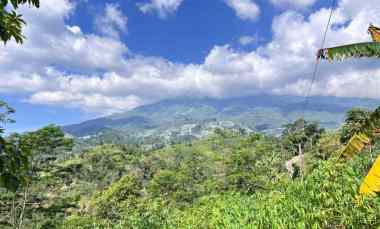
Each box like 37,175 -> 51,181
301,0 -> 336,118
297,0 -> 336,179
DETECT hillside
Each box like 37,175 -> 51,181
3,120 -> 380,228
64,95 -> 380,145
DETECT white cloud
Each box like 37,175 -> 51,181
225,0 -> 260,21
1,0 -> 129,73
2,0 -> 380,115
0,72 -> 46,93
239,35 -> 256,45
270,0 -> 317,9
95,3 -> 128,38
66,25 -> 82,35
137,0 -> 183,18
29,91 -> 143,115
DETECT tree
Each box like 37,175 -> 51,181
2,125 -> 73,228
0,102 -> 31,228
0,0 -> 40,44
340,108 -> 371,144
9,125 -> 74,170
0,101 -> 28,193
0,100 -> 15,132
282,119 -> 325,156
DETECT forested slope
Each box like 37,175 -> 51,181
2,107 -> 380,228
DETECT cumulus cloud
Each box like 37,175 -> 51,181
29,91 -> 143,115
0,1 -> 129,75
95,3 -> 128,38
2,0 -> 380,115
270,0 -> 317,9
137,0 -> 183,18
225,0 -> 260,21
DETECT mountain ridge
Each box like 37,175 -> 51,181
63,95 -> 380,144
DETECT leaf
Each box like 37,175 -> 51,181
318,42 -> 380,61
0,173 -> 19,192
339,133 -> 370,159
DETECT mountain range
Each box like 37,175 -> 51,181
63,95 -> 380,146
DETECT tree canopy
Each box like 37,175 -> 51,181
282,118 -> 325,155
0,0 -> 39,44
0,101 -> 28,193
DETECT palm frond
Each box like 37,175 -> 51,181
318,42 -> 380,61
339,133 -> 370,159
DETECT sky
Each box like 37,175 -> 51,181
2,0 -> 380,132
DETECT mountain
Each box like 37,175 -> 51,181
63,95 -> 380,146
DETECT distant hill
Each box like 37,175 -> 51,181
63,95 -> 380,145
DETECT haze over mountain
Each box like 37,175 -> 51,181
63,95 -> 380,145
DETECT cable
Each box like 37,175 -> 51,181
297,0 -> 336,180
301,0 -> 336,118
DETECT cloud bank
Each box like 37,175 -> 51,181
1,0 -> 380,115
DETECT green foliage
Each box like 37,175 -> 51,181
90,174 -> 143,220
244,155 -> 375,228
64,150 -> 380,228
61,133 -> 286,227
1,144 -> 144,228
18,124 -> 73,155
319,42 -> 380,61
0,139 -> 29,192
5,106 -> 380,228
282,118 -> 325,155
340,108 -> 371,144
0,0 -> 39,44
0,100 -> 14,132
225,135 -> 282,194
314,132 -> 341,160
339,107 -> 380,146
0,123 -> 75,227
61,216 -> 111,229
0,101 -> 29,193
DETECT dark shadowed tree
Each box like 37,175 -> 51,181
0,0 -> 40,44
0,101 -> 29,193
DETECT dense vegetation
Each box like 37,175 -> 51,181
2,100 -> 380,228
2,1 -> 380,228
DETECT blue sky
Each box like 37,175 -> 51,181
2,0 -> 380,132
69,0 -> 277,64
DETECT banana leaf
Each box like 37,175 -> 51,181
360,153 -> 380,195
339,133 -> 370,159
317,42 -> 380,61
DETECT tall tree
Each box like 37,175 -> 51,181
0,0 -> 40,44
282,119 -> 325,155
9,125 -> 74,171
0,101 -> 29,193
340,108 -> 371,144
0,100 -> 15,132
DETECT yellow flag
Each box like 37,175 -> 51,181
360,154 -> 380,195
